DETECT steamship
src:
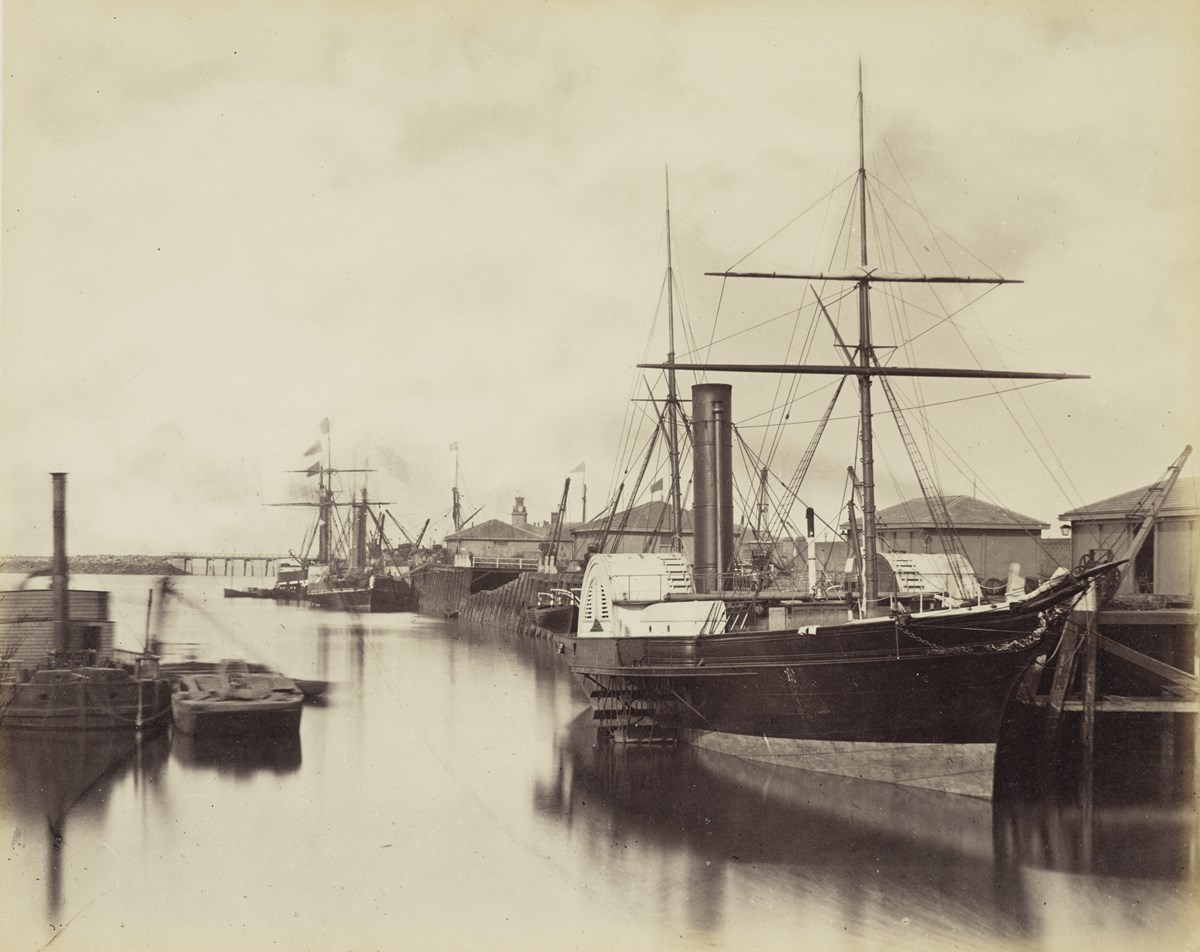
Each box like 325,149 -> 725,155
555,80 -> 1119,798
0,475 -> 172,732
269,425 -> 414,613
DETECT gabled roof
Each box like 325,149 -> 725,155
1059,475 -> 1200,521
867,495 -> 1047,531
444,518 -> 548,543
573,500 -> 695,535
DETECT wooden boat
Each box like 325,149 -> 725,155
556,77 -> 1121,799
161,659 -> 329,702
222,586 -> 274,599
0,475 -> 172,733
171,660 -> 303,736
526,588 -> 579,635
1,662 -> 173,732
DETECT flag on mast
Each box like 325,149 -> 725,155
570,461 -> 585,473
650,477 -> 664,494
303,440 -> 322,457
305,460 -> 321,477
319,418 -> 330,434
449,442 -> 459,452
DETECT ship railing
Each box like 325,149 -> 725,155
469,556 -> 541,571
118,641 -> 206,663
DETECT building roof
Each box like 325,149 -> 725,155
444,518 -> 548,543
866,495 -> 1048,531
573,500 -> 695,536
1059,475 -> 1200,521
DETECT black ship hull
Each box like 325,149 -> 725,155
306,575 -> 414,613
526,602 -> 578,635
560,566 -> 1110,797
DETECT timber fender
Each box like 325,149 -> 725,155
457,572 -> 582,640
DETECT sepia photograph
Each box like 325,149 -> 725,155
2,2 -> 1197,950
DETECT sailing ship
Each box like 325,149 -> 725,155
270,424 -> 415,613
556,78 -> 1121,798
0,474 -> 173,732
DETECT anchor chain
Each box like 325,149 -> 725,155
892,604 -> 1069,656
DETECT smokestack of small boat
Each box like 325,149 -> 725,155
51,472 -> 70,655
691,383 -> 733,593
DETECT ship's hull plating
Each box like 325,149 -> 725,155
306,576 -> 413,613
562,571 -> 1101,796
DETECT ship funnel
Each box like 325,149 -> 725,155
691,383 -> 733,593
51,473 -> 70,654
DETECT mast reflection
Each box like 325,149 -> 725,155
0,727 -> 169,919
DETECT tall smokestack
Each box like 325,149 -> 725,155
51,473 -> 70,655
691,383 -> 733,593
351,488 -> 368,570
806,506 -> 817,595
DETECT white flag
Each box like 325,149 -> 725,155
569,461 -> 585,473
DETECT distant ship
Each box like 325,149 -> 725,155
268,424 -> 415,613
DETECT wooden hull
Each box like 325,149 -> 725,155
171,698 -> 303,737
161,662 -> 327,701
171,668 -> 305,736
223,587 -> 275,599
0,669 -> 173,732
526,603 -> 578,635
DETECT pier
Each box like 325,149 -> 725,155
164,553 -> 291,577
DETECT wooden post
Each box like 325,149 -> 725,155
1080,607 -> 1098,808
1040,615 -> 1082,778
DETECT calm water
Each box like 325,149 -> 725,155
1,574 -> 1195,952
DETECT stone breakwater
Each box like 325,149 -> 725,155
0,555 -> 185,576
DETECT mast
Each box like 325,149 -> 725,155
273,419 -> 371,566
51,473 -> 69,655
665,170 -> 684,551
855,63 -> 880,608
641,73 -> 1087,614
318,429 -> 332,564
451,443 -> 462,532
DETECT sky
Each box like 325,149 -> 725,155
2,1 -> 1198,557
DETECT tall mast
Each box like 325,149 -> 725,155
318,426 -> 332,564
856,62 -> 880,609
51,473 -> 69,655
665,169 -> 684,551
641,70 -> 1087,614
451,444 -> 462,532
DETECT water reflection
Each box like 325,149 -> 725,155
0,728 -> 170,920
535,713 -> 1032,944
3,576 -> 1191,952
535,709 -> 1197,949
171,731 -> 303,777
994,799 -> 1196,880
